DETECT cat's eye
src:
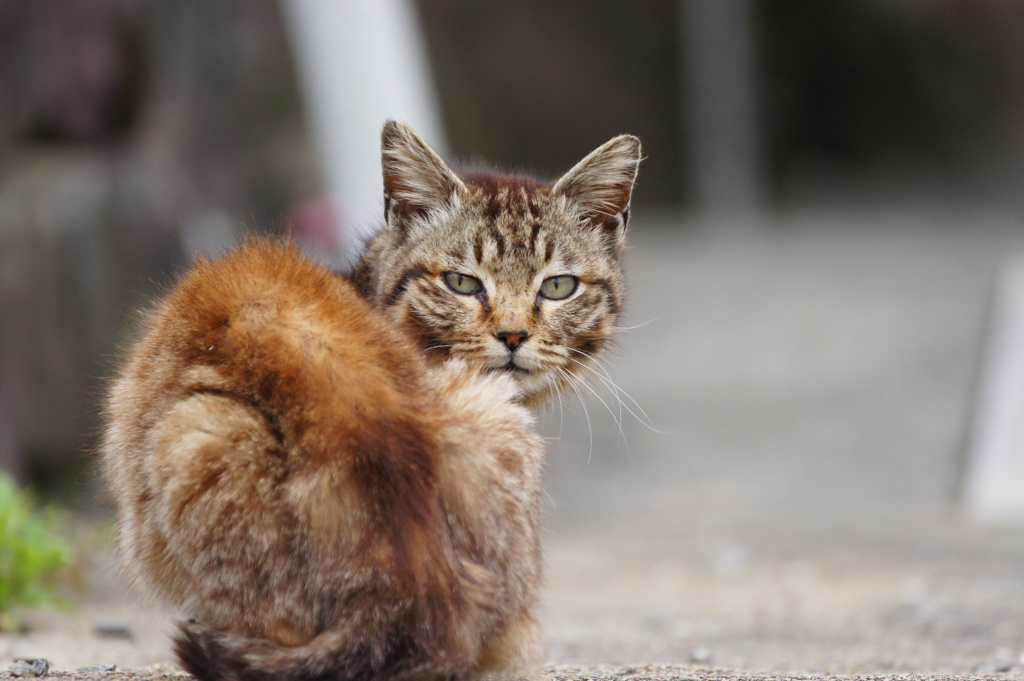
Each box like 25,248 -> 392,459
444,272 -> 483,295
539,275 -> 578,300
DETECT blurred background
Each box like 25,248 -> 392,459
2,0 -> 1024,672
3,0 -> 1024,501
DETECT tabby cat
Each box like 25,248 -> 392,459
101,121 -> 640,681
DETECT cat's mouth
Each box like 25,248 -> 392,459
490,360 -> 530,375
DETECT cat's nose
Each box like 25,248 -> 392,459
496,330 -> 529,352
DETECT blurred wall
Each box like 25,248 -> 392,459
417,0 -> 685,205
760,0 -> 1024,203
0,0 -> 319,497
417,0 -> 1024,207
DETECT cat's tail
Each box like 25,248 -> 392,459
174,620 -> 465,681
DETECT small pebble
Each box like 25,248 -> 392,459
10,658 -> 50,677
74,665 -> 118,673
689,647 -> 713,664
93,622 -> 133,639
8,662 -> 33,678
974,663 -> 1014,674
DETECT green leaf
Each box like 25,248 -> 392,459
0,471 -> 73,625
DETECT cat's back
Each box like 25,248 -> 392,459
102,239 -> 459,646
129,238 -> 422,396
108,239 -> 432,443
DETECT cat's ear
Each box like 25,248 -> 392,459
552,135 -> 642,242
381,120 -> 465,234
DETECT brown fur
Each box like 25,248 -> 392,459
101,122 -> 640,681
358,121 -> 641,406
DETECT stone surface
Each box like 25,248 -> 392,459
9,659 -> 50,677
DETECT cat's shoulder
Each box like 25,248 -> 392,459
160,239 -> 374,336
133,238 -> 423,391
172,239 -> 352,315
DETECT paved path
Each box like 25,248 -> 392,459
540,209 -> 1024,676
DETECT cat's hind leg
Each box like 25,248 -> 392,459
135,390 -> 313,644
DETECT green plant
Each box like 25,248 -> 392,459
0,471 -> 72,629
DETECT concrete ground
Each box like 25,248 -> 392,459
4,208 -> 1024,680
542,208 -> 1024,676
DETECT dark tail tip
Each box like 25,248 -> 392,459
172,618 -> 464,681
174,622 -> 219,681
174,621 -> 271,681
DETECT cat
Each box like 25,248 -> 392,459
352,122 -> 640,407
101,120 -> 640,681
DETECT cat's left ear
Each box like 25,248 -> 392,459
381,120 -> 465,236
552,135 -> 642,243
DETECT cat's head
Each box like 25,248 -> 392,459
363,120 -> 641,407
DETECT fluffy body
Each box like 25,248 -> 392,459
103,241 -> 543,681
101,122 -> 640,681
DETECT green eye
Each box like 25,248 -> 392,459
539,275 -> 578,300
444,272 -> 483,295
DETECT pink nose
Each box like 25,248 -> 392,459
497,330 -> 528,352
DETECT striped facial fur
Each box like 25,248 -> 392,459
357,121 -> 642,407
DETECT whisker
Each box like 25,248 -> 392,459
562,359 -> 625,433
565,353 -> 625,437
556,366 -> 593,463
541,371 -> 566,442
538,372 -> 558,433
613,318 -> 660,332
563,357 -> 630,455
552,373 -> 566,441
568,348 -> 655,421
566,357 -> 645,433
566,348 -> 665,434
542,484 -> 558,511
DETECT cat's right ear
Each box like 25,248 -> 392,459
381,120 -> 465,235
552,134 -> 642,244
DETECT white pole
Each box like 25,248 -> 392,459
282,0 -> 447,266
964,255 -> 1024,522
